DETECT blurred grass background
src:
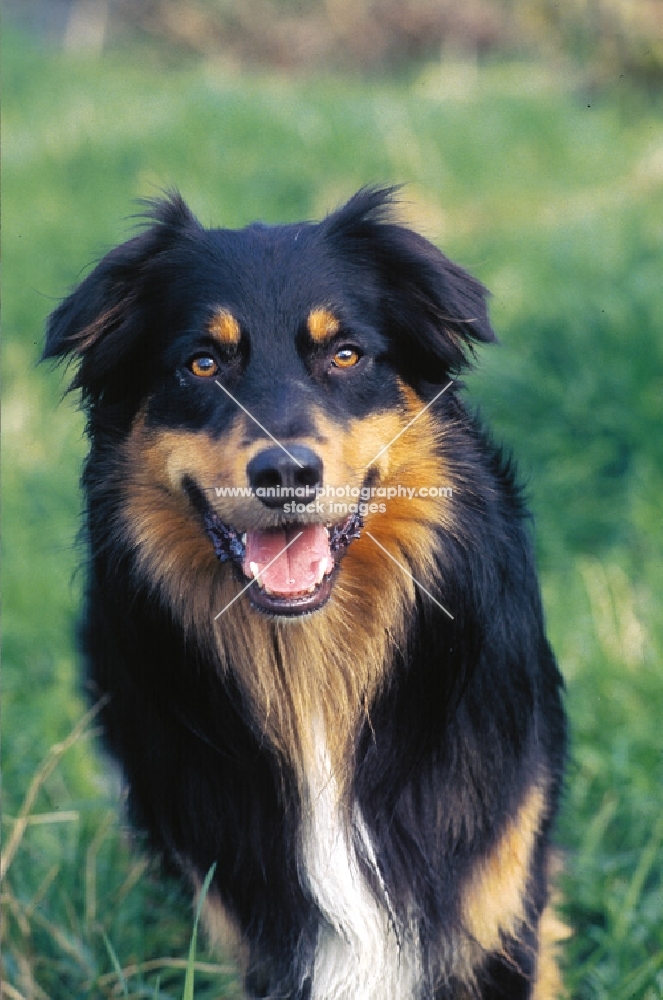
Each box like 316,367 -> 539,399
2,2 -> 663,997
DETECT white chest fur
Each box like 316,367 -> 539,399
300,729 -> 422,1000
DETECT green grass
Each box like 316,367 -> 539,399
3,25 -> 663,999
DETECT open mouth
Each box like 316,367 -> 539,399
202,509 -> 363,616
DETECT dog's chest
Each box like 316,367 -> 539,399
300,728 -> 422,1000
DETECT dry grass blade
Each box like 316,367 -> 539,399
92,959 -> 234,990
85,811 -> 115,927
115,857 -> 150,906
2,982 -> 30,1000
0,697 -> 109,880
25,864 -> 61,919
30,907 -> 92,970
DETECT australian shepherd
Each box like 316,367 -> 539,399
44,188 -> 567,999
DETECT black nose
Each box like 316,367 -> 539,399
248,446 -> 323,508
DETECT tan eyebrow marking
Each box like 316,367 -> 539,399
208,309 -> 241,346
307,308 -> 340,344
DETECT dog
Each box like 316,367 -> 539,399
44,188 -> 567,999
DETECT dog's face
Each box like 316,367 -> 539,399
44,189 -> 494,617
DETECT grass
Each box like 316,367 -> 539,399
2,25 -> 663,999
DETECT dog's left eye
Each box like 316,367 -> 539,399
188,355 -> 219,378
332,347 -> 361,369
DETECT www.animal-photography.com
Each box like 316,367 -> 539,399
3,3 -> 662,999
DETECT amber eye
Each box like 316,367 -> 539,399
332,347 -> 361,369
189,355 -> 219,378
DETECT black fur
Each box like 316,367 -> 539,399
44,188 -> 566,999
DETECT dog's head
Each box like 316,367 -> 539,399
44,188 -> 494,617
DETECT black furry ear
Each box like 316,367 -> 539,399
42,192 -> 200,400
324,187 -> 496,380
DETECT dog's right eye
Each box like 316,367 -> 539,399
188,355 -> 219,378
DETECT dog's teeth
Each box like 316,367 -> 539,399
249,561 -> 261,580
312,556 -> 334,583
241,533 -> 247,544
321,556 -> 333,579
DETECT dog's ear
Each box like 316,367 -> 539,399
324,187 -> 496,381
42,192 -> 201,400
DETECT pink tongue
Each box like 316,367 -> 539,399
243,524 -> 332,595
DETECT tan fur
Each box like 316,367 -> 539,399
188,869 -> 249,978
200,892 -> 249,976
118,385 -> 454,790
533,856 -> 571,1000
307,307 -> 340,343
461,784 -> 546,954
208,308 -> 241,346
69,300 -> 133,353
452,786 -> 568,995
532,903 -> 569,999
